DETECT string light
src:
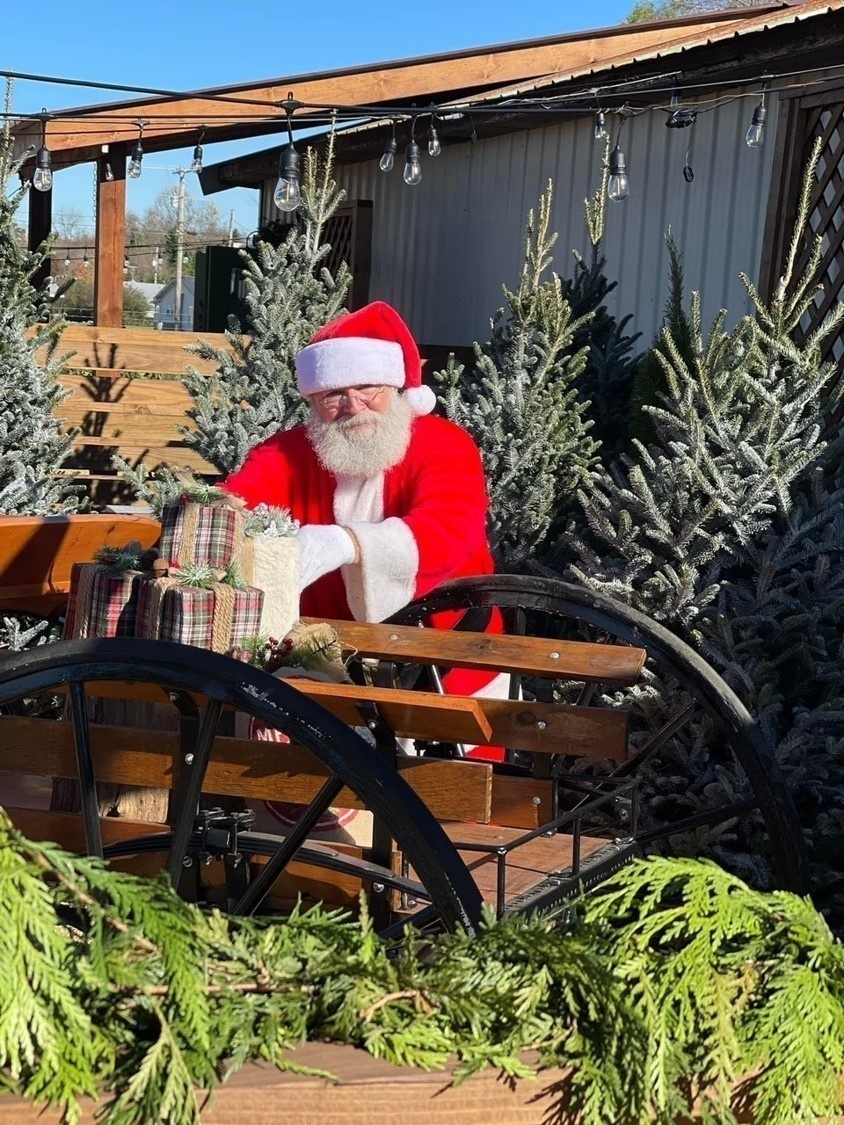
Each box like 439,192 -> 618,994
32,110 -> 53,193
82,249 -> 89,268
379,122 -> 398,172
427,116 -> 441,157
745,90 -> 767,148
190,127 -> 205,173
127,119 -> 146,179
273,94 -> 302,212
607,114 -> 630,202
64,251 -> 71,269
593,110 -> 607,142
403,118 -> 422,186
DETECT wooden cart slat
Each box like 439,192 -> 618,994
41,678 -> 630,760
305,616 -> 647,685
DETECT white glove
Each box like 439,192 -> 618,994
297,524 -> 356,590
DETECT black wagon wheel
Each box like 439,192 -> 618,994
388,574 -> 809,894
0,637 -> 484,933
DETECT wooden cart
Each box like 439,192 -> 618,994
0,516 -> 809,932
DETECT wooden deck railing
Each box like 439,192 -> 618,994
35,325 -> 236,505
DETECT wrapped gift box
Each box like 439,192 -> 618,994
245,536 -> 300,641
64,561 -> 148,640
135,574 -> 263,654
159,498 -> 247,570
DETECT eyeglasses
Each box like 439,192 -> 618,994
315,384 -> 386,409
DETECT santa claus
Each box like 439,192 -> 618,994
224,300 -> 507,765
225,300 -> 495,625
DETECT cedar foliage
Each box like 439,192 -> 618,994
1,807 -> 842,1125
179,131 -> 351,475
435,183 -> 599,570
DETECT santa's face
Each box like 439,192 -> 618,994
310,383 -> 393,425
307,387 -> 413,477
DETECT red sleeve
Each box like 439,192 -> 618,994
223,433 -> 293,510
398,418 -> 492,596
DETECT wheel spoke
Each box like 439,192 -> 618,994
166,698 -> 222,884
68,681 -> 103,858
233,774 -> 346,914
634,796 -> 759,844
611,701 -> 696,778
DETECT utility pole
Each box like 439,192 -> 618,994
173,168 -> 187,331
227,208 -> 235,247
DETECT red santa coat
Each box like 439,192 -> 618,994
225,413 -> 505,756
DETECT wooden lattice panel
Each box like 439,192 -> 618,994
324,212 -> 354,277
763,86 -> 844,393
794,99 -> 844,368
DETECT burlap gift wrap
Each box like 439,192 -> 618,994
64,561 -> 147,640
159,499 -> 247,570
135,576 -> 263,653
245,536 -> 300,640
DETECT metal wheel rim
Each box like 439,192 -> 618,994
389,574 -> 809,894
0,637 -> 485,932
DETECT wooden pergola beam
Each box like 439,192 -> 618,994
12,13 -> 750,168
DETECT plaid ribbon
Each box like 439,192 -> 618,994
136,576 -> 263,653
159,501 -> 248,570
64,562 -> 145,639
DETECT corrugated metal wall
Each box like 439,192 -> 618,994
264,89 -> 781,349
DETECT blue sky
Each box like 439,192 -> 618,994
5,0 -> 634,236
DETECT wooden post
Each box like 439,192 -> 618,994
94,148 -> 126,328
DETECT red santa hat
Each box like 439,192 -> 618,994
294,300 -> 437,417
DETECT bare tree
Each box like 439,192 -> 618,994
54,208 -> 87,239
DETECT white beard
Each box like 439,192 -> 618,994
307,393 -> 413,478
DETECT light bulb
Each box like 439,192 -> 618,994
32,145 -> 53,193
64,253 -> 71,269
607,145 -> 629,202
427,123 -> 441,157
273,144 -> 301,212
190,143 -> 203,173
82,252 -> 89,269
103,163 -> 115,182
593,111 -> 607,142
127,140 -> 144,179
745,102 -> 767,148
379,137 -> 397,172
403,140 -> 422,186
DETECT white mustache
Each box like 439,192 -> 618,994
335,411 -> 381,431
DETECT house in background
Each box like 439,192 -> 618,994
153,277 -> 195,331
199,0 -> 844,372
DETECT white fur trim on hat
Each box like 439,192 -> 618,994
295,337 -> 404,395
403,384 -> 437,416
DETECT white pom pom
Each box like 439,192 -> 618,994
403,384 -> 437,416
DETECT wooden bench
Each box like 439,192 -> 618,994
0,610 -> 646,926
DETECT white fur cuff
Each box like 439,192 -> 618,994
345,517 -> 418,622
